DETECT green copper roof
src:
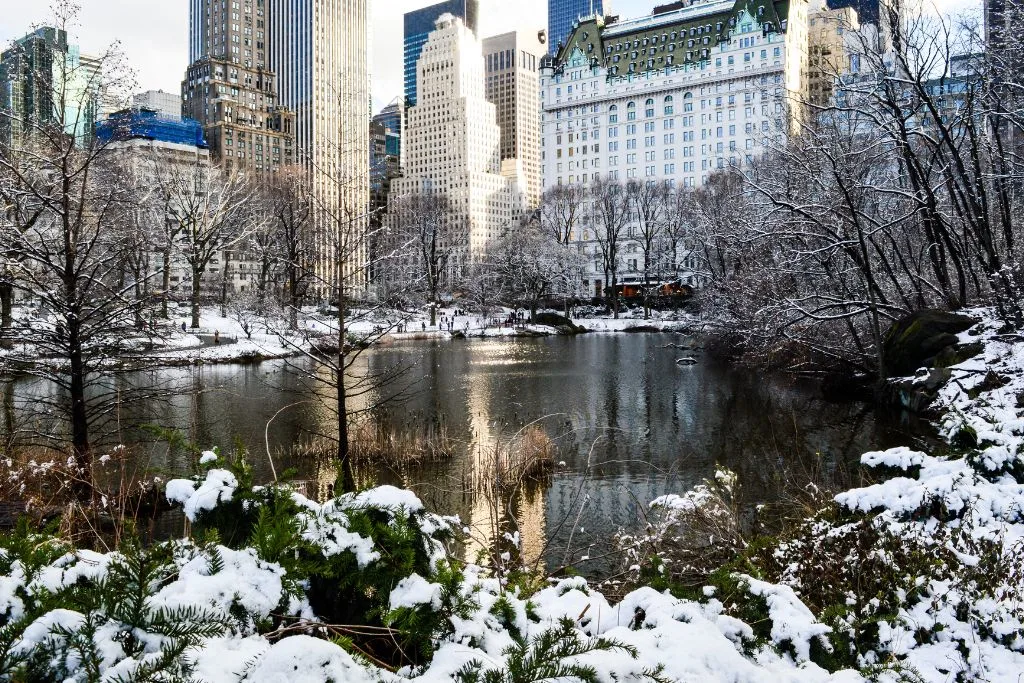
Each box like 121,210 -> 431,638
553,0 -> 791,75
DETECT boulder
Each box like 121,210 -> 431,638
533,312 -> 583,334
882,310 -> 978,377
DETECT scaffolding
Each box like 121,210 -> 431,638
95,107 -> 207,148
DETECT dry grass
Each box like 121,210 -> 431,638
0,444 -> 166,550
350,419 -> 455,466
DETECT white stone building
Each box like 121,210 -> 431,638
539,0 -> 813,296
132,90 -> 183,118
389,14 -> 521,279
540,0 -> 810,190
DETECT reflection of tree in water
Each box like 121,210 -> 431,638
0,336 -> 934,575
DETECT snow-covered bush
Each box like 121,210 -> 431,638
0,454 -> 866,682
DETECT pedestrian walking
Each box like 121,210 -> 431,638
214,330 -> 220,344
181,321 -> 186,332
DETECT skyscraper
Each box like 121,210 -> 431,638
547,0 -> 609,55
986,0 -> 1022,72
186,0 -> 369,289
0,27 -> 100,149
403,0 -> 479,106
268,0 -> 370,290
482,29 -> 547,209
389,13 -> 520,277
182,0 -> 295,174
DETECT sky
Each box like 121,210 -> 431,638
1,0 -> 976,113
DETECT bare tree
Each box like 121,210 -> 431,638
540,184 -> 586,245
589,177 -> 631,318
491,215 -> 555,321
263,168 -> 314,330
0,4 -> 144,496
540,184 -> 588,313
388,192 -> 459,327
629,180 -> 669,319
164,161 -> 254,329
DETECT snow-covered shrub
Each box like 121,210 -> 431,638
0,527 -> 237,682
614,467 -> 746,594
166,456 -> 464,669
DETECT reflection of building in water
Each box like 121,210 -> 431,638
461,342 -> 547,568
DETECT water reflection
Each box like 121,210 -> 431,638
2,335 -> 933,575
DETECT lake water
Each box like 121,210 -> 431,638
1,333 -> 933,574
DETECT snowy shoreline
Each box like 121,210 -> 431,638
1,306 -> 698,373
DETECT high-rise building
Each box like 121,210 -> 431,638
403,0 -> 479,106
390,14 -> 521,279
371,98 -> 403,168
548,0 -> 609,55
268,0 -> 370,291
825,0 -> 880,25
482,29 -> 547,208
185,0 -> 368,290
986,0 -> 1023,74
807,5 -> 861,106
0,27 -> 100,149
182,0 -> 295,174
373,99 -> 403,138
133,90 -> 182,119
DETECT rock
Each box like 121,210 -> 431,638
882,310 -> 978,378
533,312 -> 583,334
534,311 -> 572,327
933,341 -> 984,368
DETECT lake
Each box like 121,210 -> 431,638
1,333 -> 933,574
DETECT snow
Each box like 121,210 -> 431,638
199,450 -> 218,464
346,484 -> 425,512
167,468 -> 239,522
740,575 -> 832,663
152,546 -> 289,627
300,511 -> 380,567
241,635 -> 378,683
389,573 -> 443,611
860,446 -> 927,470
189,635 -> 271,682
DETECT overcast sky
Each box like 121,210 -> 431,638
1,0 -> 978,113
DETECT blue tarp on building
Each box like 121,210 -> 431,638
95,108 -> 207,148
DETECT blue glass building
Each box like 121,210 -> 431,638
403,0 -> 478,106
548,0 -> 608,55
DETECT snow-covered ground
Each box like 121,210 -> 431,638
1,303 -> 696,370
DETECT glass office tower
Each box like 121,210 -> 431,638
548,0 -> 608,55
403,0 -> 478,106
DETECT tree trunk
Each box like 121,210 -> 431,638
336,287 -> 354,493
161,243 -> 173,319
67,312 -> 92,502
2,380 -> 14,450
289,280 -> 299,331
611,272 -> 620,319
191,268 -> 201,329
0,282 -> 12,350
220,250 -> 230,317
